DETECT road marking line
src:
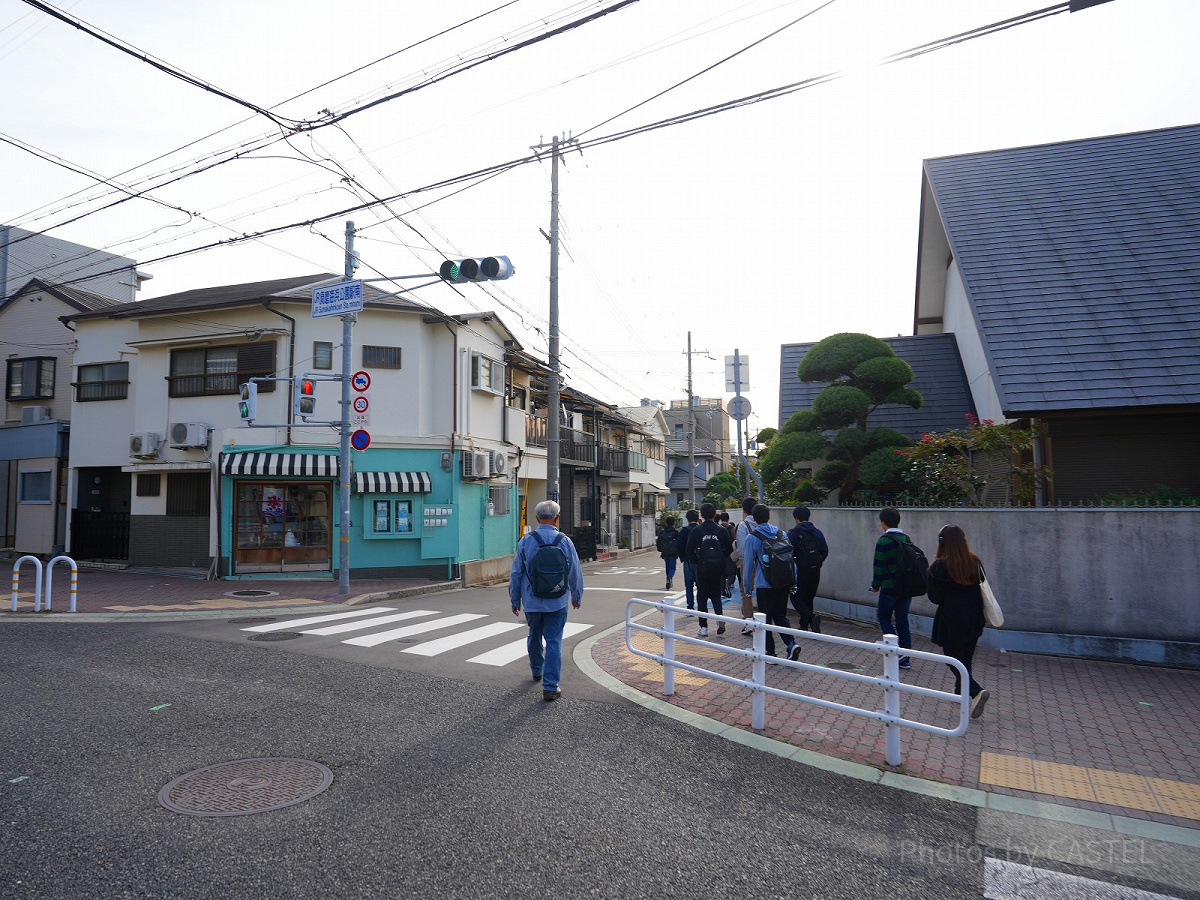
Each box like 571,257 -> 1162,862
240,607 -> 396,632
302,610 -> 437,636
467,622 -> 593,667
401,622 -> 526,656
342,613 -> 485,648
983,858 -> 1178,899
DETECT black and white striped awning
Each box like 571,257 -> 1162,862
220,452 -> 339,477
353,471 -> 432,493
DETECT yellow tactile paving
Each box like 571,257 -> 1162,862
617,649 -> 710,687
979,752 -> 1200,820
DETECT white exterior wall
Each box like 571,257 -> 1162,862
1,287 -> 81,424
943,260 -> 1007,423
1,226 -> 140,303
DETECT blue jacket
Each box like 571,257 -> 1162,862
742,521 -> 785,592
509,524 -> 584,613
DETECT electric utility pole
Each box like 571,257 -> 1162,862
337,221 -> 356,595
531,133 -> 577,503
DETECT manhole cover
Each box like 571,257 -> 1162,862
249,632 -> 302,642
226,589 -> 279,599
229,617 -> 277,625
159,758 -> 333,817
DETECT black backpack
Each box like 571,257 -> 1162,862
527,531 -> 569,599
753,528 -> 796,590
794,527 -> 823,571
890,535 -> 929,597
695,531 -> 726,578
656,529 -> 678,557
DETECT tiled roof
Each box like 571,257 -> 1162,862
778,334 -> 976,439
5,278 -> 129,313
924,123 -> 1200,415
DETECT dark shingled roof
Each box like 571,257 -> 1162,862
923,123 -> 1200,416
778,334 -> 976,439
3,277 -> 129,314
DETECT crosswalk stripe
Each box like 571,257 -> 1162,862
302,609 -> 437,636
240,607 -> 396,632
342,613 -> 486,648
467,622 -> 593,667
401,622 -> 526,657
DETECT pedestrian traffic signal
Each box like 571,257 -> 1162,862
238,382 -> 258,423
439,256 -> 514,283
294,377 -> 317,418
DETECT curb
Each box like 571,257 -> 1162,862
573,616 -> 1200,851
346,580 -> 463,606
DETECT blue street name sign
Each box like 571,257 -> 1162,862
312,280 -> 364,318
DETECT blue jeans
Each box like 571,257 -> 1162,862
682,561 -> 696,609
664,556 -> 677,581
526,607 -> 568,690
877,591 -> 912,651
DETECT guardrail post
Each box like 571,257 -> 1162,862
45,556 -> 79,613
11,556 -> 44,612
751,612 -> 767,730
662,601 -> 676,697
881,634 -> 902,766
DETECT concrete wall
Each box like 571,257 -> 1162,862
769,506 -> 1200,663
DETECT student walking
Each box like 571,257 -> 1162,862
787,505 -> 828,633
685,503 -> 733,637
742,504 -> 801,660
718,511 -> 737,598
869,506 -> 914,669
928,524 -> 991,718
731,496 -> 758,635
676,509 -> 700,610
656,516 -> 680,590
509,500 -> 584,702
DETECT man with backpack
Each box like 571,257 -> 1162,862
509,500 -> 584,701
731,496 -> 758,635
656,516 -> 680,591
718,511 -> 737,598
787,505 -> 828,634
685,503 -> 733,637
869,506 -> 927,670
741,504 -> 801,660
675,509 -> 700,610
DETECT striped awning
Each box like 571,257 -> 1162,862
220,452 -> 339,477
353,471 -> 432,493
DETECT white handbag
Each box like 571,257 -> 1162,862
981,576 -> 1004,628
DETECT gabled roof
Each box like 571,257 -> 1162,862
616,404 -> 668,436
920,123 -> 1200,416
63,274 -> 431,321
2,277 -> 129,315
778,334 -> 976,439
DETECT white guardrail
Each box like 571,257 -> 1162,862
625,598 -> 970,767
11,555 -> 79,613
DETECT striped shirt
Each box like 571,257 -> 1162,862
872,529 -> 910,592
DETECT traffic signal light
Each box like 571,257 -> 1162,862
439,256 -> 514,283
238,382 -> 258,423
294,377 -> 317,418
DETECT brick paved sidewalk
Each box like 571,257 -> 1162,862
590,604 -> 1200,833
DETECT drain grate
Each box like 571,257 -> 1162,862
226,589 -> 279,599
159,758 -> 333,817
249,632 -> 302,642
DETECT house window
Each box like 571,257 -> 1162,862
489,485 -> 510,516
313,341 -> 333,370
507,384 -> 526,410
363,345 -> 401,369
674,424 -> 684,440
471,354 -> 504,395
168,342 -> 276,398
76,361 -> 129,401
166,472 -> 209,516
136,473 -> 162,497
19,470 -> 52,503
6,357 -> 55,400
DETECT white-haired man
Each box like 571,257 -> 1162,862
509,500 -> 584,701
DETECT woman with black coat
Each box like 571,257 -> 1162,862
928,524 -> 991,719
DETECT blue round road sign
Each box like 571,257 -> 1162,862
350,429 -> 371,450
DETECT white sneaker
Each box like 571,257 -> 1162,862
741,620 -> 754,636
699,627 -> 708,637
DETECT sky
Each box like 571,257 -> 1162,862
2,0 -> 1198,436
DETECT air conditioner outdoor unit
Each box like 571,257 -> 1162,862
489,450 -> 509,478
129,432 -> 160,459
462,449 -> 491,479
169,422 -> 209,448
21,406 -> 51,424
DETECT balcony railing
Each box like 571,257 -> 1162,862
627,449 -> 648,472
524,415 -> 596,466
526,413 -> 547,448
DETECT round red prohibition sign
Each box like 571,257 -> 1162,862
352,396 -> 369,414
351,371 -> 371,392
350,429 -> 371,451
